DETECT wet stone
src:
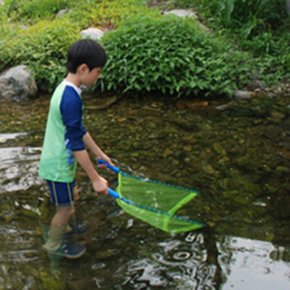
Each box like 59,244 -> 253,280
213,143 -> 226,156
0,210 -> 15,222
95,249 -> 120,260
181,135 -> 196,144
270,111 -> 286,123
276,166 -> 290,173
163,148 -> 173,157
183,144 -> 193,152
36,271 -> 66,290
202,164 -> 218,175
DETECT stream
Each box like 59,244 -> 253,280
0,93 -> 289,289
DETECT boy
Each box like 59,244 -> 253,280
38,39 -> 112,259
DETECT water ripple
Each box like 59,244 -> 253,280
0,146 -> 42,193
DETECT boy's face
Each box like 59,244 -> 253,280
79,65 -> 102,86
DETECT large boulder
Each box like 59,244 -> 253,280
0,65 -> 38,102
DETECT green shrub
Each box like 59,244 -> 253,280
68,0 -> 159,29
5,0 -> 79,22
0,18 -> 80,91
102,15 -> 252,97
187,0 -> 288,37
152,0 -> 289,85
0,0 -> 156,92
147,0 -> 197,10
238,25 -> 290,83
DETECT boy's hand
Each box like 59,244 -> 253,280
92,176 -> 108,195
97,153 -> 114,168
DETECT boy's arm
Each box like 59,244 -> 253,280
83,132 -> 113,165
60,88 -> 108,193
73,149 -> 108,194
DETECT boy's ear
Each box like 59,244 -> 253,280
77,63 -> 89,74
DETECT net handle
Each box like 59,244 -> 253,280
98,159 -> 120,173
97,159 -> 121,198
108,188 -> 120,199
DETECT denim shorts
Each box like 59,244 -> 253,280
46,180 -> 76,207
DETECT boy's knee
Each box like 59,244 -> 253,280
70,206 -> 75,216
57,205 -> 75,216
66,206 -> 75,216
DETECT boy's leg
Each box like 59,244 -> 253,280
43,180 -> 86,258
43,206 -> 75,251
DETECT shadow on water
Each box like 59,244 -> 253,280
0,95 -> 289,289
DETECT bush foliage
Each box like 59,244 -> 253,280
0,0 -> 288,96
0,0 -> 157,92
102,15 -> 252,97
67,0 -> 158,29
0,18 -> 79,91
4,0 -> 84,22
191,0 -> 290,82
192,0 -> 288,36
147,0 -> 290,84
148,0 -> 288,36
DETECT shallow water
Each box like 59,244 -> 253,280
0,94 -> 289,289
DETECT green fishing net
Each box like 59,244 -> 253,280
115,173 -> 203,233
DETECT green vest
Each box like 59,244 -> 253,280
38,81 -> 80,182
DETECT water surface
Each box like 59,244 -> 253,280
0,94 -> 289,289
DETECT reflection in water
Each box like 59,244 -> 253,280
119,231 -> 290,290
0,146 -> 42,193
124,231 -> 222,289
218,236 -> 290,290
0,132 -> 28,143
0,225 -> 40,262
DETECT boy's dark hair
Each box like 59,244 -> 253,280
66,39 -> 107,73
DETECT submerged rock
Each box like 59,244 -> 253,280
202,164 -> 218,176
95,249 -> 120,259
270,111 -> 285,123
36,271 -> 66,290
213,143 -> 226,156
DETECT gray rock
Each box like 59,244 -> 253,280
164,9 -> 198,18
56,8 -> 70,17
234,90 -> 254,100
0,65 -> 38,102
287,0 -> 290,15
215,102 -> 234,111
80,28 -> 105,41
163,9 -> 209,31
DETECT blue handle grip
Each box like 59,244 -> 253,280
98,159 -> 120,173
108,188 -> 120,199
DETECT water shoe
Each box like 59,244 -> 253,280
46,242 -> 86,259
65,223 -> 88,236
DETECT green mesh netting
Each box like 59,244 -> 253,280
115,173 -> 203,233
